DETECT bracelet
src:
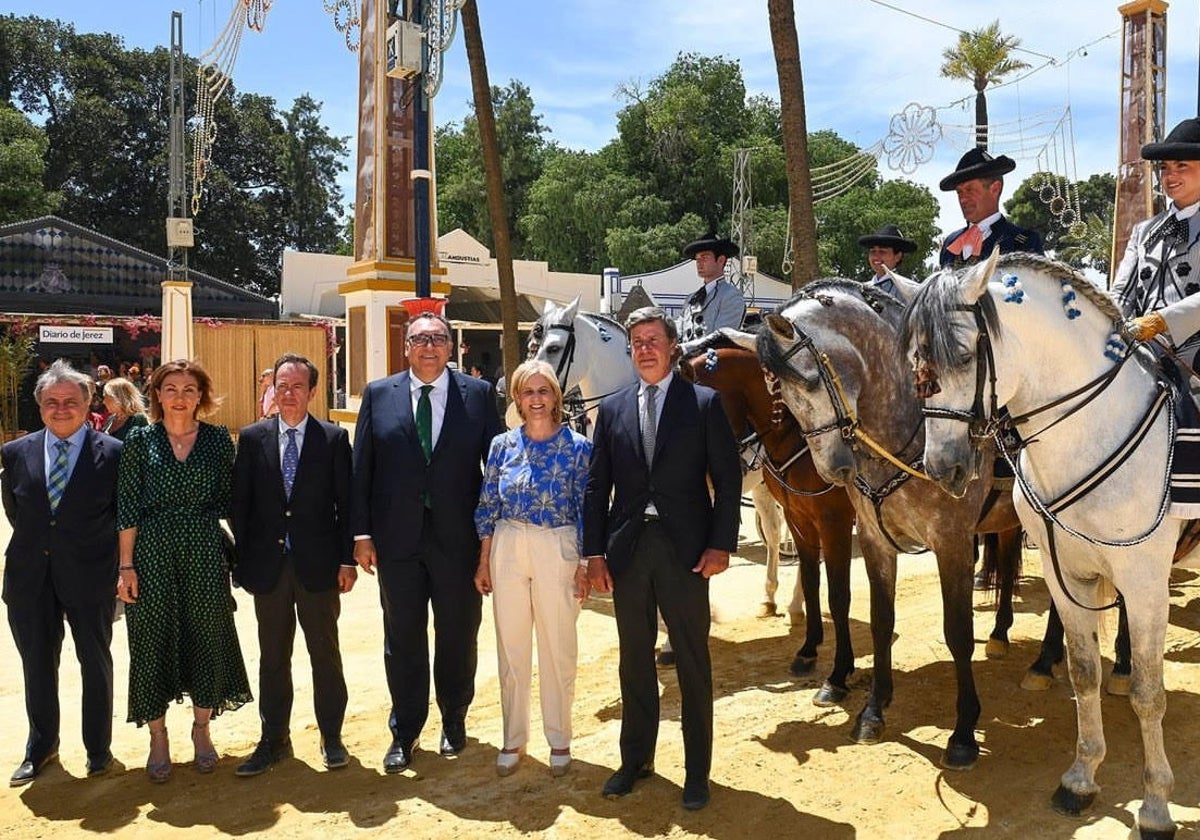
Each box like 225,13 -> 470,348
119,565 -> 136,571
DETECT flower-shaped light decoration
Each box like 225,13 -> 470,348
882,103 -> 942,174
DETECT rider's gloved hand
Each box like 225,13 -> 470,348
1126,311 -> 1168,341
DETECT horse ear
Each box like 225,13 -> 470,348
542,298 -> 556,317
563,296 -> 580,321
765,313 -> 795,341
961,248 -> 1001,304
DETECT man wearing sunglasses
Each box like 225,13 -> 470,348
352,312 -> 503,773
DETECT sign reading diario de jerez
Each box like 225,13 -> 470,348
39,325 -> 114,344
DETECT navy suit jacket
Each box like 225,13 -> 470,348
351,369 -> 502,564
582,376 -> 742,576
939,216 -> 1043,268
1,427 -> 122,607
231,415 -> 353,594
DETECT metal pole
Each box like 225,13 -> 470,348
412,0 -> 432,298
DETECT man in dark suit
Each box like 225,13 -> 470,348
583,306 -> 741,811
938,147 -> 1043,268
2,359 -> 122,785
231,353 -> 356,776
352,311 -> 502,773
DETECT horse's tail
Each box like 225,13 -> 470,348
978,529 -> 1023,601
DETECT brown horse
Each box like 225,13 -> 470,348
680,337 -> 860,701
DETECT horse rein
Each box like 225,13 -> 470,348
914,297 -> 1175,612
531,317 -> 625,424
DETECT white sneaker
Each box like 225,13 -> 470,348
549,749 -> 571,777
496,747 -> 524,777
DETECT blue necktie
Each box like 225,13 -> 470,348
282,428 -> 298,498
47,439 -> 70,513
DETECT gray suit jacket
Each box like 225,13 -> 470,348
677,279 -> 746,342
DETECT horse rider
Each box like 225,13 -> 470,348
858,223 -> 918,300
939,148 -> 1043,268
1116,117 -> 1200,518
677,231 -> 746,343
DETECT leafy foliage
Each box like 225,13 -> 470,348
1006,172 -> 1116,274
0,14 -> 349,297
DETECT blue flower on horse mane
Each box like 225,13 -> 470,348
598,326 -> 611,342
1002,274 -> 1024,304
1061,282 -> 1082,320
1105,331 -> 1127,363
704,348 -> 718,371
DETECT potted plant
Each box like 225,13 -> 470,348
0,328 -> 36,440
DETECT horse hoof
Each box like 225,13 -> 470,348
1021,670 -> 1055,691
1050,784 -> 1096,817
1136,825 -> 1177,840
757,602 -> 779,618
940,741 -> 979,772
850,715 -> 884,745
985,637 -> 1010,660
812,681 -> 849,708
1106,673 -> 1131,697
790,653 -> 817,677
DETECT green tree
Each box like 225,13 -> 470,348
435,79 -> 550,256
815,178 -> 941,278
940,21 -> 1030,149
613,53 -> 748,224
0,15 -> 351,297
0,104 -> 60,223
1005,172 -> 1116,262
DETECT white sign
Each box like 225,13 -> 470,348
38,325 -> 114,344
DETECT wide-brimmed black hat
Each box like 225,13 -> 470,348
1142,118 -> 1200,161
857,224 -> 917,253
682,230 -> 739,260
938,148 -> 1017,191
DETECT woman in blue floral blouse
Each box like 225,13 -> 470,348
474,359 -> 592,778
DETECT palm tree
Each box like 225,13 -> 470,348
940,21 -> 1030,149
460,0 -> 520,398
767,0 -> 818,290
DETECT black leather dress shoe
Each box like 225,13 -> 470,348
86,752 -> 114,777
439,722 -> 466,756
321,738 -> 349,770
682,778 -> 711,810
235,737 -> 293,777
10,752 -> 57,787
383,738 -> 417,773
601,761 -> 654,799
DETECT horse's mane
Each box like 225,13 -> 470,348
899,253 -> 1118,373
579,311 -> 627,335
996,252 -> 1121,321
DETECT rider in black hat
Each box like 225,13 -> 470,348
1118,118 -> 1200,333
858,223 -> 917,299
677,231 -> 746,343
938,148 -> 1043,268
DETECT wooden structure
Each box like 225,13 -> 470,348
1113,0 -> 1169,275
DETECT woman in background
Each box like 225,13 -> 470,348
101,377 -> 149,442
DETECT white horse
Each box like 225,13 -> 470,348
901,250 -> 1192,839
528,297 -> 796,621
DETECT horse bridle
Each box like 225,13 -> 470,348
530,315 -> 626,422
773,321 -> 929,482
911,296 -> 1173,612
913,303 -> 1000,449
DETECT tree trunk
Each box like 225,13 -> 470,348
974,89 -> 988,149
460,0 -> 520,400
767,0 -> 818,290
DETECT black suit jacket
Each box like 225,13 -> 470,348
939,216 -> 1043,268
351,369 -> 502,563
1,428 -> 122,606
231,415 -> 353,594
582,376 -> 741,576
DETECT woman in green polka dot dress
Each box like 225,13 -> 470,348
115,359 -> 252,782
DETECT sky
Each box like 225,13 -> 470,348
8,0 -> 1200,245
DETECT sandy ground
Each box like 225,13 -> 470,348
2,508 -> 1200,840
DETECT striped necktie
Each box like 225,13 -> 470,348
47,439 -> 70,513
